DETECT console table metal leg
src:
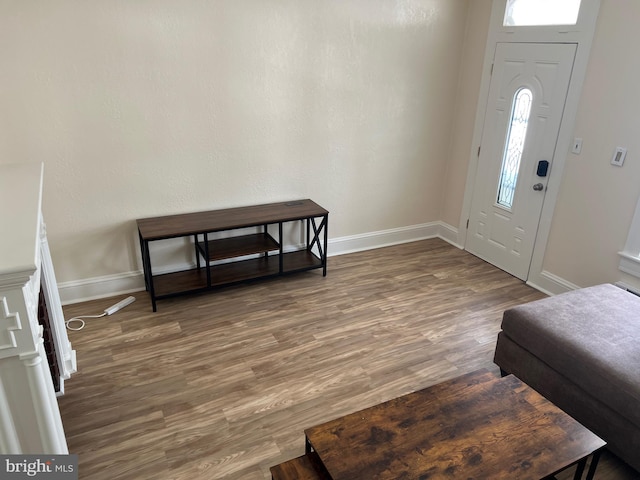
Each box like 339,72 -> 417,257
279,222 -> 284,273
138,231 -> 149,291
195,234 -> 201,269
203,232 -> 211,287
263,224 -> 269,259
323,214 -> 328,276
140,236 -> 157,312
309,215 -> 328,276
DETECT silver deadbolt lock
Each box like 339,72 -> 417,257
533,183 -> 544,191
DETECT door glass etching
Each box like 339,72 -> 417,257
504,0 -> 581,26
497,88 -> 532,209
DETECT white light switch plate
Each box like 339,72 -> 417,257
571,137 -> 583,154
611,147 -> 627,167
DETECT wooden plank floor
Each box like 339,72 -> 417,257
58,239 -> 638,479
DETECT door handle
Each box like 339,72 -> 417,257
533,183 -> 544,191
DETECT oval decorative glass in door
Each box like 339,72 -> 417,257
496,87 -> 532,209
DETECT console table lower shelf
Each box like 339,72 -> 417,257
271,369 -> 606,480
152,250 -> 323,297
137,199 -> 328,311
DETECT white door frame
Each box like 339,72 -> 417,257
459,0 -> 601,295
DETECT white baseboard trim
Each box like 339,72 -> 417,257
526,270 -> 580,296
436,222 -> 463,249
59,271 -> 145,305
328,222 -> 455,256
58,221 -> 462,305
618,251 -> 640,278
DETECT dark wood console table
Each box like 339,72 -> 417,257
137,199 -> 328,311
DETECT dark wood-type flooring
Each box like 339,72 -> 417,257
58,239 -> 639,479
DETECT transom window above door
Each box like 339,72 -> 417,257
504,0 -> 582,26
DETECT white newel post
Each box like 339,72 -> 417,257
0,162 -> 76,454
40,216 -> 77,394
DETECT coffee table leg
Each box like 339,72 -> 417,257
572,458 -> 587,480
305,436 -> 312,454
571,449 -> 602,480
584,449 -> 602,480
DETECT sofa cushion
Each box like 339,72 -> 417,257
501,283 -> 640,428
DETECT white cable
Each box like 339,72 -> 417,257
65,313 -> 106,331
64,296 -> 136,331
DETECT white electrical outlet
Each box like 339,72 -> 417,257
611,147 -> 627,167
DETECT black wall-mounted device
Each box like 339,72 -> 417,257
537,160 -> 549,177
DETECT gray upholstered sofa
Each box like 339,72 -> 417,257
494,283 -> 640,472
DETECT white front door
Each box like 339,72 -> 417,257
466,42 -> 576,280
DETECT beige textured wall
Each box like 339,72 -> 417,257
542,0 -> 640,290
0,0 -> 471,285
440,0 -> 492,229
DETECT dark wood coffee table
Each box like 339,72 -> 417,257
303,369 -> 605,479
